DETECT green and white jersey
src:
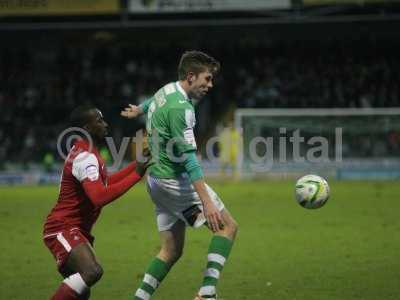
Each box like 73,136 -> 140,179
143,82 -> 197,179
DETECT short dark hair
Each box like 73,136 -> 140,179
178,50 -> 220,80
69,104 -> 96,128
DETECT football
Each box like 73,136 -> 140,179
295,175 -> 330,209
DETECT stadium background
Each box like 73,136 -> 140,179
1,1 -> 399,299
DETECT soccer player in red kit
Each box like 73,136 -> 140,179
43,105 -> 150,299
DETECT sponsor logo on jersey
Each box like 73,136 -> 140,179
86,165 -> 99,181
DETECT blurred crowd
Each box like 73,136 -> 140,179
0,36 -> 399,167
231,40 -> 400,108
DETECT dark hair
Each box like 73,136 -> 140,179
69,104 -> 96,128
178,50 -> 220,80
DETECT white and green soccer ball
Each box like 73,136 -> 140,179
295,174 -> 330,209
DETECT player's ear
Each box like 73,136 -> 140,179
187,72 -> 196,84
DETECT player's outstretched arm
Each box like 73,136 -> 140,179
120,98 -> 152,119
108,137 -> 150,184
107,161 -> 137,185
82,157 -> 150,207
82,170 -> 142,207
120,104 -> 143,119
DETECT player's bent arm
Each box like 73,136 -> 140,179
183,151 -> 223,232
184,151 -> 204,182
108,161 -> 137,185
191,179 -> 212,204
192,178 -> 224,232
183,151 -> 211,203
82,171 -> 142,208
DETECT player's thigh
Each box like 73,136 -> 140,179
65,242 -> 100,275
159,219 -> 186,255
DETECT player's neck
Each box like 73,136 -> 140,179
178,80 -> 191,99
92,138 -> 103,150
80,137 -> 102,150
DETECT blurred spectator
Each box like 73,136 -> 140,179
0,35 -> 399,165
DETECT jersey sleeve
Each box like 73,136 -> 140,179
139,97 -> 153,114
72,151 -> 142,207
107,161 -> 137,185
72,152 -> 100,182
82,171 -> 142,208
183,150 -> 204,182
168,107 -> 197,155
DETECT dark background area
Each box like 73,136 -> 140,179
1,1 -> 400,167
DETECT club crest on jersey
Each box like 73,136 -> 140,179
85,165 -> 99,181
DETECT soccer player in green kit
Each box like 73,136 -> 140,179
121,51 -> 238,300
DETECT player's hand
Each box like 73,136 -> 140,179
203,200 -> 224,233
121,104 -> 141,119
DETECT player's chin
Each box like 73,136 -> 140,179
97,130 -> 108,140
198,91 -> 207,98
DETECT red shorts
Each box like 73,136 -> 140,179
43,228 -> 94,272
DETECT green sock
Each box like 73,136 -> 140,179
134,257 -> 170,300
199,235 -> 233,297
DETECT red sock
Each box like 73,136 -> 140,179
51,283 -> 79,300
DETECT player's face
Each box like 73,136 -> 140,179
86,109 -> 109,141
189,70 -> 214,100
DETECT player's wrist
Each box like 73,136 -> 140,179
137,104 -> 145,115
134,164 -> 146,177
134,156 -> 151,176
199,194 -> 213,206
188,168 -> 204,182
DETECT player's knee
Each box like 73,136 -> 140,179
81,263 -> 103,286
79,289 -> 91,300
159,248 -> 183,265
171,249 -> 183,264
233,217 -> 239,231
174,247 -> 184,261
170,248 -> 184,264
221,217 -> 239,238
231,219 -> 239,235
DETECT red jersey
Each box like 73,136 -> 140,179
44,140 -> 106,235
44,139 -> 142,237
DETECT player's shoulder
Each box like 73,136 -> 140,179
168,100 -> 193,112
67,141 -> 99,165
151,82 -> 192,113
70,151 -> 100,182
160,82 -> 187,104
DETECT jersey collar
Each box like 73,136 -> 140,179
175,81 -> 189,100
74,138 -> 99,154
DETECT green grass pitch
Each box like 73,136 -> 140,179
0,180 -> 399,299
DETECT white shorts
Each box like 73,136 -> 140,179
147,175 -> 225,232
